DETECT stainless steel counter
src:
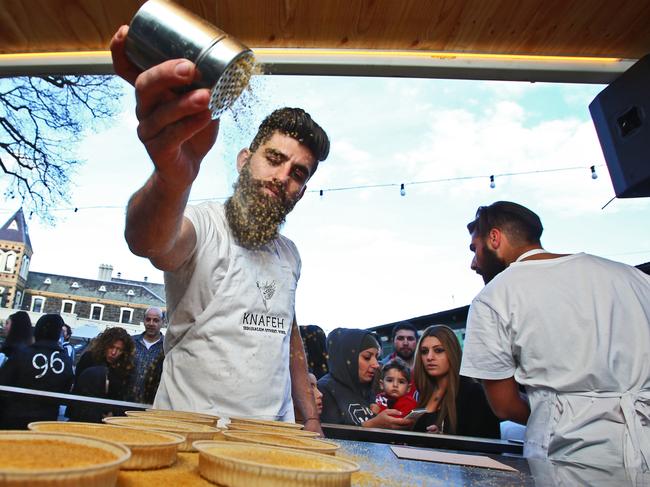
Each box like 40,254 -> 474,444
336,439 -> 650,487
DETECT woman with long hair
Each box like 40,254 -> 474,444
413,325 -> 500,438
0,311 -> 33,362
75,327 -> 135,400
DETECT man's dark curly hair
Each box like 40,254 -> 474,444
249,107 -> 330,171
87,327 -> 135,376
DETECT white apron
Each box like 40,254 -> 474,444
155,203 -> 300,420
526,387 -> 650,471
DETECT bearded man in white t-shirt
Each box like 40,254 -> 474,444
110,26 -> 325,435
460,201 -> 650,470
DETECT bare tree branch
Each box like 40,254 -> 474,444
0,75 -> 122,223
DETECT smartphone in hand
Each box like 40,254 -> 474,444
404,408 -> 428,421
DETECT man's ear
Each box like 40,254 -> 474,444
236,148 -> 250,172
487,228 -> 502,250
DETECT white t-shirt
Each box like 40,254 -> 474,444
460,253 -> 650,469
154,202 -> 301,420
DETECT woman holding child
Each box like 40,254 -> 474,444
412,325 -> 500,438
317,328 -> 413,429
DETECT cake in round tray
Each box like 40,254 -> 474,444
194,441 -> 359,487
223,430 -> 340,455
0,431 -> 130,486
28,421 -> 184,470
103,416 -> 221,451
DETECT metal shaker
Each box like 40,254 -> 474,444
125,0 -> 255,119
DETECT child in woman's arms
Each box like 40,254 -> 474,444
370,360 -> 417,417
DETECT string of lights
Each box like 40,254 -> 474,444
1,163 -> 605,215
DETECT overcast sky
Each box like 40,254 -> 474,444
3,74 -> 649,333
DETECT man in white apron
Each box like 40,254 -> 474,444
460,201 -> 650,471
110,26 -> 326,434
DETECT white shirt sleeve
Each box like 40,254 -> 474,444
460,298 -> 516,380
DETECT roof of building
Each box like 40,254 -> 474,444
367,305 -> 470,340
0,208 -> 33,252
110,277 -> 165,302
26,271 -> 165,307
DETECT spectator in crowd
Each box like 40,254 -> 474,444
300,325 -> 329,379
296,372 -> 323,422
308,372 -> 323,417
129,307 -> 165,404
371,359 -> 417,417
381,323 -> 418,370
75,327 -> 135,401
0,314 -> 74,428
61,324 -> 75,364
0,311 -> 33,366
68,366 -> 112,423
412,325 -> 500,438
318,328 -> 414,429
461,201 -> 650,468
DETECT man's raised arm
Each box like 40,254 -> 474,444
110,25 -> 219,271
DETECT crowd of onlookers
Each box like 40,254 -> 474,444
1,310 -> 496,438
0,308 -> 165,429
301,323 -> 501,438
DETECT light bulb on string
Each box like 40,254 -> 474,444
400,183 -> 406,197
319,189 -> 324,199
590,165 -> 598,179
490,175 -> 496,189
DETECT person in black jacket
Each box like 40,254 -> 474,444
0,314 -> 74,429
412,325 -> 500,439
317,328 -> 413,429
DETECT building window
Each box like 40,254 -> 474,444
14,291 -> 22,309
31,296 -> 45,313
90,304 -> 104,321
61,300 -> 75,314
2,251 -> 16,273
120,308 -> 134,324
19,255 -> 30,278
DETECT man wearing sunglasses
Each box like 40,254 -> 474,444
460,201 -> 650,471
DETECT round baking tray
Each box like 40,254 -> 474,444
28,421 -> 184,470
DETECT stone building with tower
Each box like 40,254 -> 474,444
0,209 -> 32,310
0,209 -> 165,335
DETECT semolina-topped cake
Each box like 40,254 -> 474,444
126,410 -> 217,426
228,416 -> 304,429
0,439 -> 117,469
194,441 -> 359,487
226,422 -> 320,437
0,431 -> 130,486
104,416 -> 218,433
29,421 -> 181,445
28,421 -> 184,470
104,416 -> 222,452
222,431 -> 340,455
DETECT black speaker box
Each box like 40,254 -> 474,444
589,54 -> 650,198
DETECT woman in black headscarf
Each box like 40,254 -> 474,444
300,324 -> 329,379
317,328 -> 413,429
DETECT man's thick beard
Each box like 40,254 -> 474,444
225,163 -> 297,249
480,246 -> 508,284
396,349 -> 414,362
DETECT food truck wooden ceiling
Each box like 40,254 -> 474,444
1,0 -> 650,81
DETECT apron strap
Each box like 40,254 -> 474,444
620,390 -> 650,470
